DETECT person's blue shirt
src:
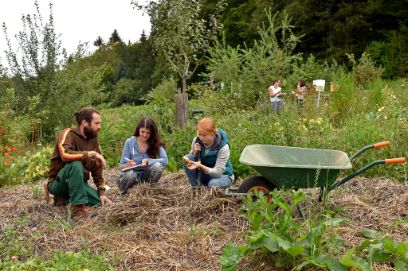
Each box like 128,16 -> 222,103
119,136 -> 168,167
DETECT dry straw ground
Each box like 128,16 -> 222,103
0,171 -> 407,270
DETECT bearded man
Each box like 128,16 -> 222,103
45,107 -> 112,218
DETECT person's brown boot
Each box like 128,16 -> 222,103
53,196 -> 68,206
70,204 -> 90,219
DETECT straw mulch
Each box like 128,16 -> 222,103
329,177 -> 407,246
0,171 -> 245,270
0,172 -> 406,270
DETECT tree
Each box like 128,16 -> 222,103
2,0 -> 65,139
109,29 -> 123,44
133,0 -> 225,126
133,0 -> 225,93
93,36 -> 104,47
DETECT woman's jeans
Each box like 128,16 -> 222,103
272,100 -> 283,113
183,153 -> 232,188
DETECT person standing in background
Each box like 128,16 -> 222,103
292,79 -> 307,111
268,79 -> 284,113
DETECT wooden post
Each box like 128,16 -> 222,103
175,89 -> 188,127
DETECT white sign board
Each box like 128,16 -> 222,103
313,79 -> 325,92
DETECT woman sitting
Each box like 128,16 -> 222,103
117,117 -> 168,195
183,117 -> 233,188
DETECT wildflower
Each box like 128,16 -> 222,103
31,227 -> 37,231
0,146 -> 2,150
5,160 -> 10,167
4,152 -> 10,157
6,146 -> 11,152
11,255 -> 18,261
378,106 -> 385,112
12,147 -> 17,151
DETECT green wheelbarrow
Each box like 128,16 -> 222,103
227,141 -> 406,199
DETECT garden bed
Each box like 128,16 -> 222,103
0,170 -> 406,270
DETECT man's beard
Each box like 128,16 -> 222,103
84,126 -> 98,139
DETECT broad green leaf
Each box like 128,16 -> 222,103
357,240 -> 378,251
276,235 -> 292,251
395,242 -> 407,258
324,218 -> 346,227
341,249 -> 372,271
257,235 -> 280,252
360,229 -> 384,240
286,245 -> 305,257
394,259 -> 407,271
371,251 -> 390,263
383,236 -> 397,252
252,213 -> 264,230
309,255 -> 348,271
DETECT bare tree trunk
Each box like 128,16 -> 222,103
175,88 -> 188,127
181,78 -> 187,93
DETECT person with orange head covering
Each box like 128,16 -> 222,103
183,117 -> 233,187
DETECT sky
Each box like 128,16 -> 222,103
0,0 -> 151,67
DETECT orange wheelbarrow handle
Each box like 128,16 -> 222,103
385,157 -> 406,165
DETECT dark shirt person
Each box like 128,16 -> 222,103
46,107 -> 112,219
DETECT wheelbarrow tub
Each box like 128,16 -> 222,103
239,145 -> 352,189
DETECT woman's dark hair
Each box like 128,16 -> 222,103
133,117 -> 165,158
74,107 -> 100,126
299,80 -> 306,87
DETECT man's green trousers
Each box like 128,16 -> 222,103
48,161 -> 100,206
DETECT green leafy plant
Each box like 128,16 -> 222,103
340,232 -> 408,271
23,147 -> 52,181
221,190 -> 346,270
347,52 -> 384,87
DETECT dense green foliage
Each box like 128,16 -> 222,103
221,0 -> 408,78
133,0 -> 225,93
0,1 -> 406,186
220,191 -> 408,270
97,75 -> 408,181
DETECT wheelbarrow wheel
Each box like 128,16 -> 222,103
237,176 -> 277,194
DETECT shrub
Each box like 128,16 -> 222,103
208,10 -> 301,109
141,77 -> 177,104
347,52 -> 383,87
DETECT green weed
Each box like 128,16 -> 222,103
221,190 -> 346,270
